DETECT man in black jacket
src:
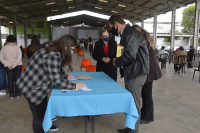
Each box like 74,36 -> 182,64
108,14 -> 149,133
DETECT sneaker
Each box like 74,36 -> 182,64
49,125 -> 59,132
10,94 -> 14,98
0,91 -> 6,96
52,117 -> 57,121
15,93 -> 21,98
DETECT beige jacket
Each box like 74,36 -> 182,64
0,43 -> 22,68
174,50 -> 187,64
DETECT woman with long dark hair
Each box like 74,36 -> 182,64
27,34 -> 41,59
16,34 -> 82,133
92,29 -> 117,81
133,25 -> 162,124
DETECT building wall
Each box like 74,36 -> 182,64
1,19 -> 50,47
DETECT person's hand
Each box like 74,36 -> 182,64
9,66 -> 13,70
102,57 -> 110,63
75,83 -> 82,90
67,74 -> 72,79
104,57 -> 110,63
113,58 -> 117,66
102,57 -> 106,62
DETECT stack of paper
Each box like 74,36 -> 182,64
61,81 -> 91,92
69,75 -> 92,80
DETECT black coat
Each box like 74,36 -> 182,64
146,47 -> 162,83
115,24 -> 149,81
92,40 -> 117,81
187,49 -> 195,62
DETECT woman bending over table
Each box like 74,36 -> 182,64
16,34 -> 82,133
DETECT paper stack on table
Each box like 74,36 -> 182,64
69,75 -> 92,80
61,81 -> 91,91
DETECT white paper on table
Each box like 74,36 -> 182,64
61,82 -> 91,91
80,85 -> 91,91
68,76 -> 77,80
68,76 -> 92,80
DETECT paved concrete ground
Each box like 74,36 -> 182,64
0,48 -> 200,133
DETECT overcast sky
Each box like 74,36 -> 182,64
145,4 -> 194,23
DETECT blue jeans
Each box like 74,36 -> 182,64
5,65 -> 22,95
0,62 -> 7,90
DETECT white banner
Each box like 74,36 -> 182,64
78,29 -> 99,40
53,26 -> 70,40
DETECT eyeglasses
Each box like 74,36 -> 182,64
102,35 -> 109,38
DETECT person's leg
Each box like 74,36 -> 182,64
4,67 -> 14,96
14,65 -> 22,95
141,81 -> 154,121
104,68 -> 113,80
125,74 -> 147,132
174,64 -> 178,72
0,67 -> 8,91
90,50 -> 92,56
27,97 -> 47,133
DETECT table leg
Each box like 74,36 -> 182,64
84,116 -> 88,133
84,116 -> 95,133
92,116 -> 95,133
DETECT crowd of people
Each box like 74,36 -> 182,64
0,13 -> 198,133
157,45 -> 196,71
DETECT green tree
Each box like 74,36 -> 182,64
163,29 -> 180,42
180,4 -> 195,33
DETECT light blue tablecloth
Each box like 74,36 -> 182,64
43,72 -> 139,132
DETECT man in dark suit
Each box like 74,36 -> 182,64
108,14 -> 149,133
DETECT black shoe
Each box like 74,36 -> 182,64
140,120 -> 150,124
117,127 -> 129,133
118,128 -> 137,133
49,125 -> 59,132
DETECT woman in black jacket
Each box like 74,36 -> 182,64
133,25 -> 162,124
92,30 -> 117,81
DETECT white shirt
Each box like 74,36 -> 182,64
158,49 -> 168,59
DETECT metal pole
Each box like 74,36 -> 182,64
9,25 -> 11,35
24,18 -> 27,47
13,13 -> 17,42
0,20 -> 2,48
141,17 -> 144,28
193,1 -> 200,52
170,7 -> 176,52
153,15 -> 157,45
31,20 -> 34,36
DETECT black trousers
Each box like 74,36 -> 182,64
141,80 -> 154,121
27,97 -> 47,133
5,65 -> 22,95
104,67 -> 117,81
89,49 -> 93,55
